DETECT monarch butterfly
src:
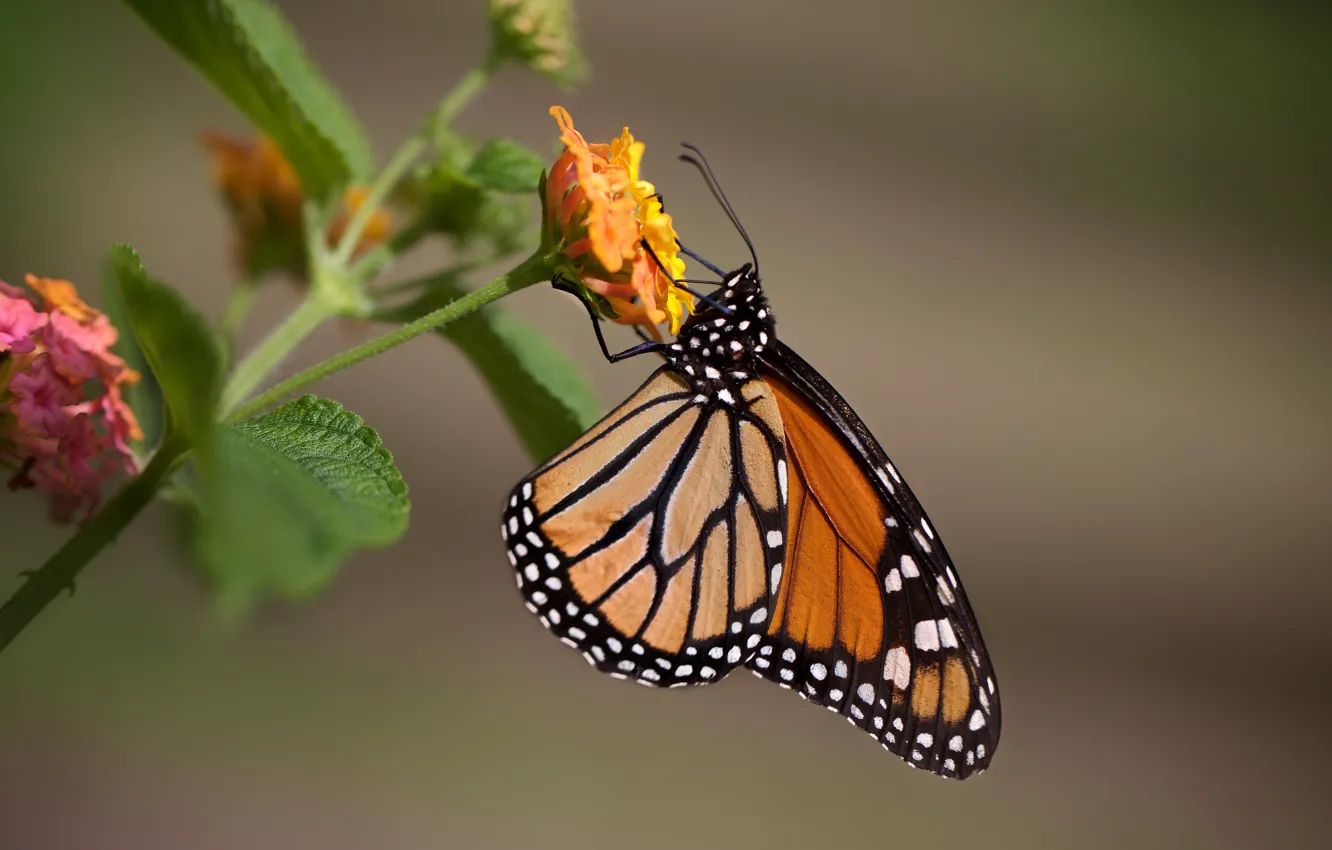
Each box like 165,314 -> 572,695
502,149 -> 1000,779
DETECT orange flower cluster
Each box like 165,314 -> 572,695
203,133 -> 392,274
1,276 -> 142,520
544,107 -> 692,335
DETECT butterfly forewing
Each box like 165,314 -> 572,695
745,360 -> 1000,778
504,368 -> 789,687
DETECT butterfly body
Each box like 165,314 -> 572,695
503,264 -> 1000,779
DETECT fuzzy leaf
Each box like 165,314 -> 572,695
109,245 -> 221,449
467,138 -> 547,193
121,0 -> 372,200
196,396 -> 409,611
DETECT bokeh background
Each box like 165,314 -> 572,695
2,1 -> 1330,848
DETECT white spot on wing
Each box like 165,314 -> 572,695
766,530 -> 783,548
912,529 -> 932,553
937,619 -> 959,648
914,620 -> 940,651
884,568 -> 902,593
937,576 -> 956,605
899,555 -> 920,578
883,646 -> 910,689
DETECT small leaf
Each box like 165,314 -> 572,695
120,0 -> 372,200
402,278 -> 602,463
467,138 -> 547,193
109,245 -> 222,449
99,259 -> 164,449
196,396 -> 409,610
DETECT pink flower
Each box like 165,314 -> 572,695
0,282 -> 45,354
9,354 -> 79,438
1,276 -> 143,521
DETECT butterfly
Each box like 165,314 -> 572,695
501,148 -> 1000,779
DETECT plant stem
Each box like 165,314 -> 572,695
434,60 -> 496,139
219,293 -> 332,417
220,278 -> 259,353
330,136 -> 429,269
0,434 -> 189,653
228,252 -> 551,422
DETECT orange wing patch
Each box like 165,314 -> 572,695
767,374 -> 886,663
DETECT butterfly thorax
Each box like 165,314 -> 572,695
664,265 -> 775,403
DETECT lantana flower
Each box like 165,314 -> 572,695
203,132 -> 393,276
544,106 -> 693,336
1,276 -> 143,521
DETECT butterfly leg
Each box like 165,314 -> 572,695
553,273 -> 668,364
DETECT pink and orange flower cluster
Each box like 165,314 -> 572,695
1,276 -> 143,520
544,107 -> 693,335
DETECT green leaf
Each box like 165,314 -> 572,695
196,396 -> 409,611
120,0 -> 372,200
401,276 -> 602,463
99,260 -> 164,449
109,245 -> 222,449
467,138 -> 547,193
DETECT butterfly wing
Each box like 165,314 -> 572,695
749,342 -> 1001,778
504,367 -> 789,686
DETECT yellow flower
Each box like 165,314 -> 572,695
544,106 -> 693,335
202,132 -> 392,275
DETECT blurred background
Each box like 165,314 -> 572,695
2,1 -> 1330,848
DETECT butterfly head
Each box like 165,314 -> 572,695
665,265 -> 774,400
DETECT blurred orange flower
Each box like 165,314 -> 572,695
203,133 -> 392,275
544,106 -> 692,335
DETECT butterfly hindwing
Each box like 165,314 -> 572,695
504,368 -> 789,687
747,353 -> 1000,778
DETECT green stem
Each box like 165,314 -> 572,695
0,434 -> 189,653
228,252 -> 552,422
330,136 -> 428,269
219,293 -> 332,417
220,278 -> 259,354
433,60 -> 497,141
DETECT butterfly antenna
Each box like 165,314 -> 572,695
677,244 -> 727,278
679,143 -> 758,273
639,238 -> 733,316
